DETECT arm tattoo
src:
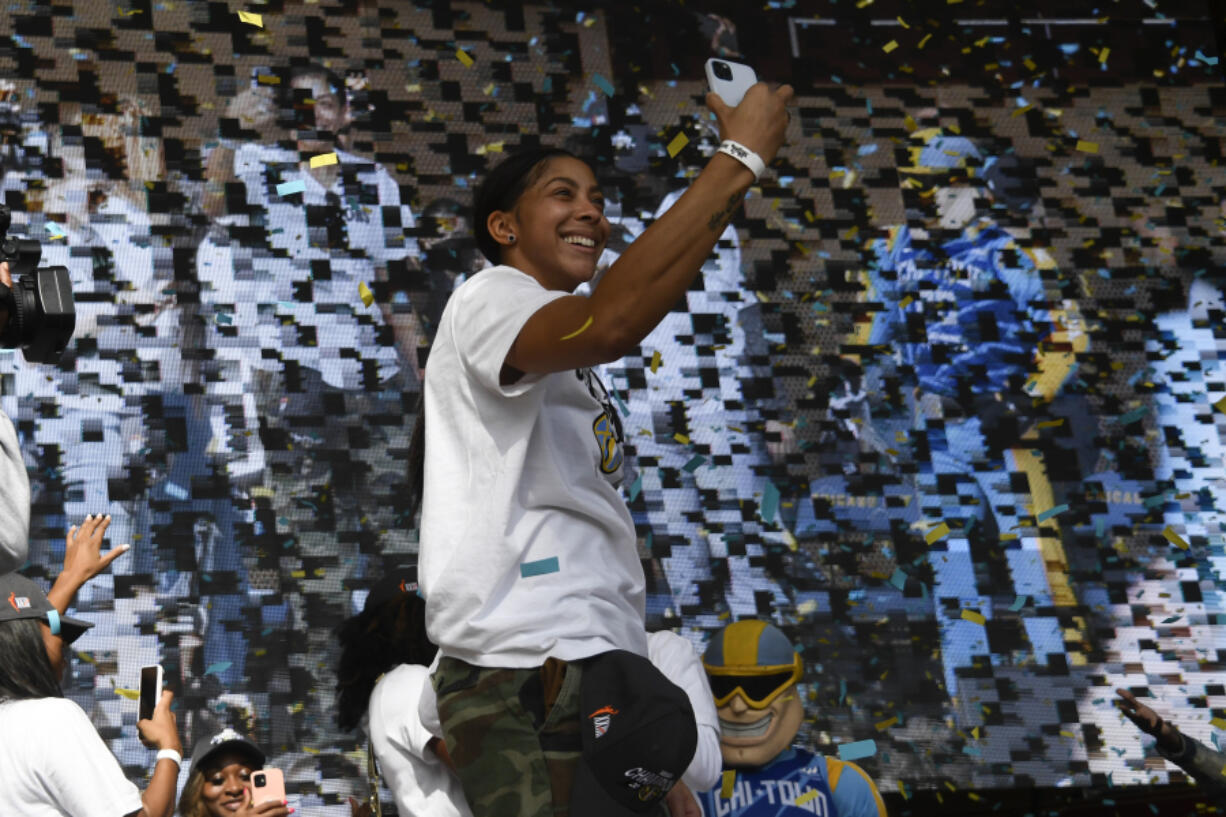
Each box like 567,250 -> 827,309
706,191 -> 743,232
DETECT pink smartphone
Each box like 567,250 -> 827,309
251,768 -> 286,805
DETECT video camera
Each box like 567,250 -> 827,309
0,204 -> 74,364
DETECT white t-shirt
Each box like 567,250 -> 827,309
368,664 -> 472,817
196,143 -> 417,389
419,265 -> 647,667
415,631 -> 721,794
0,697 -> 143,817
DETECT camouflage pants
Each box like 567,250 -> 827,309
432,656 -> 584,817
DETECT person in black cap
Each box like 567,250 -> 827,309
0,514 -> 182,817
177,728 -> 292,817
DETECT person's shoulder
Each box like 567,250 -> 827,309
374,663 -> 431,697
453,265 -> 539,299
0,696 -> 88,726
824,756 -> 887,816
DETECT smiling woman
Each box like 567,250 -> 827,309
415,79 -> 792,817
177,730 -> 290,817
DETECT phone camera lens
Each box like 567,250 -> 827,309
713,61 -> 733,81
254,774 -> 265,786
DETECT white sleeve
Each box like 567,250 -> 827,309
647,631 -> 722,793
373,665 -> 441,759
0,407 -> 29,574
448,268 -> 567,396
41,699 -> 144,817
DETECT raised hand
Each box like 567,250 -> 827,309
705,81 -> 794,167
61,514 -> 130,587
1116,688 -> 1183,753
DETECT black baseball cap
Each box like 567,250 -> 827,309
189,728 -> 265,774
363,565 -> 418,613
571,650 -> 697,816
0,572 -> 94,644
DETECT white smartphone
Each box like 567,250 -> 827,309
251,768 -> 286,805
705,58 -> 757,108
138,664 -> 162,721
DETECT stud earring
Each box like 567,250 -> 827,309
508,234 -> 516,243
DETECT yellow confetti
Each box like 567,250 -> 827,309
961,609 -> 986,625
114,687 -> 140,700
1099,47 -> 1110,64
1076,140 -> 1099,154
1211,717 -> 1226,730
358,281 -> 374,308
455,49 -> 474,68
1162,526 -> 1189,550
309,152 -> 338,168
720,770 -> 736,799
650,350 -> 662,373
899,294 -> 915,309
925,522 -> 951,544
796,789 -> 819,807
559,316 -> 594,340
1036,419 -> 1065,429
875,715 -> 899,730
896,16 -> 909,28
237,10 -> 263,27
666,131 -> 689,158
673,433 -> 691,445
1060,730 -> 1077,739
917,33 -> 932,49
1213,396 -> 1226,414
882,40 -> 899,53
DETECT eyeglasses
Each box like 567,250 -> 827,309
706,657 -> 802,709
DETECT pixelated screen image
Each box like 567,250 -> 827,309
1,0 -> 1225,809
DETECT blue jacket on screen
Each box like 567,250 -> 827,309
695,748 -> 887,817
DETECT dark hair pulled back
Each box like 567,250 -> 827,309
472,147 -> 577,264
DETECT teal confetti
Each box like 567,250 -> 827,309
888,568 -> 908,591
628,474 -> 642,502
1036,504 -> 1068,523
837,739 -> 877,761
204,661 -> 232,677
592,73 -> 615,97
682,455 -> 706,473
760,482 -> 780,525
276,179 -> 306,197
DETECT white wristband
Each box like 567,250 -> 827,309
717,140 -> 766,182
155,749 -> 182,767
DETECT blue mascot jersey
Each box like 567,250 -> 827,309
695,748 -> 887,817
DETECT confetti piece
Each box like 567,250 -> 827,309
1118,407 -> 1148,425
113,687 -> 140,700
882,40 -> 899,53
592,73 -> 615,97
1009,595 -> 1028,612
875,715 -> 899,730
918,33 -> 932,48
682,455 -> 706,473
276,179 -> 306,197
1099,47 -> 1110,64
720,770 -> 736,799
838,739 -> 877,761
1076,140 -> 1100,154
888,568 -> 908,591
961,609 -> 986,626
1211,717 -> 1226,730
1036,419 -> 1065,429
358,281 -> 374,308
560,316 -> 594,340
1162,526 -> 1189,550
628,474 -> 642,502
1036,504 -> 1068,523
1213,396 -> 1226,415
673,433 -> 690,445
650,350 -> 662,373
204,661 -> 233,677
760,482 -> 780,525
925,522 -> 950,544
795,789 -> 819,806
309,152 -> 338,168
456,49 -> 474,68
520,557 -> 560,578
237,10 -> 262,26
666,131 -> 689,158
165,482 -> 189,500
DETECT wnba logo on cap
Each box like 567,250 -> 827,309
589,705 -> 619,739
8,592 -> 29,611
